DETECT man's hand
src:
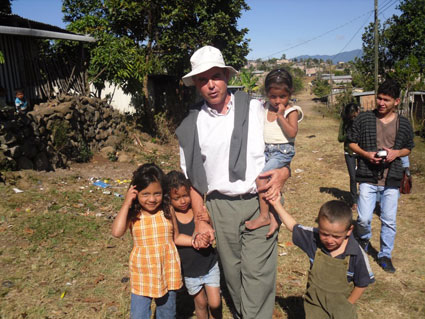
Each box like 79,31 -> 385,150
192,232 -> 210,250
190,188 -> 214,247
258,166 -> 290,201
365,151 -> 382,165
383,147 -> 399,163
194,221 -> 215,248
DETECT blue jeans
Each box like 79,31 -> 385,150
357,183 -> 400,258
262,143 -> 295,172
130,291 -> 176,319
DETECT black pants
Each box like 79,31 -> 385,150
344,153 -> 358,205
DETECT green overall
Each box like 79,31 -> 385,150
304,250 -> 357,319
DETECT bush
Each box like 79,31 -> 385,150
312,79 -> 331,98
75,138 -> 93,163
334,88 -> 355,116
153,112 -> 175,144
51,120 -> 70,152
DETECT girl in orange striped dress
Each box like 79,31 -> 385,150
112,163 -> 196,319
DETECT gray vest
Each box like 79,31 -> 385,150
176,91 -> 251,194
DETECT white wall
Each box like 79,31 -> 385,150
90,82 -> 136,114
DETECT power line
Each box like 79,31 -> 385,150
260,0 -> 400,60
336,0 -> 399,55
261,12 -> 372,59
379,0 -> 400,14
336,11 -> 373,55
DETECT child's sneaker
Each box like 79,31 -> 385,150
378,257 -> 396,273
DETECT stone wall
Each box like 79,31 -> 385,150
0,95 -> 126,171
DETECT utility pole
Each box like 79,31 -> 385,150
374,0 -> 379,96
329,62 -> 333,109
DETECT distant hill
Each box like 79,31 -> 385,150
294,49 -> 362,64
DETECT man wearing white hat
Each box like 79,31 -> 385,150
176,46 -> 290,318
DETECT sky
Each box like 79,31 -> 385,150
11,0 -> 401,60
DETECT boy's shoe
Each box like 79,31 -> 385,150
378,257 -> 396,273
358,238 -> 369,252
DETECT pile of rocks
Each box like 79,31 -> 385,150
0,95 -> 127,171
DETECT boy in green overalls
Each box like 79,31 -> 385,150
270,197 -> 375,318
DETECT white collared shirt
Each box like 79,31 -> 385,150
180,93 -> 265,195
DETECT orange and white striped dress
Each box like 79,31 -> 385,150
129,210 -> 182,297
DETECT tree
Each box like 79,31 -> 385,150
312,78 -> 330,99
61,0 -> 139,93
391,55 -> 425,91
386,0 -> 425,73
229,69 -> 259,93
62,0 -> 250,118
290,68 -> 304,94
354,0 -> 424,90
0,0 -> 12,14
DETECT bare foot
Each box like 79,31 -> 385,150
266,214 -> 279,237
245,214 -> 270,230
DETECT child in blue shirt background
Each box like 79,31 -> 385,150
15,88 -> 28,113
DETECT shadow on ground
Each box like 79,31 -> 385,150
176,289 -> 195,319
319,187 -> 351,204
176,261 -> 236,319
276,295 -> 305,319
366,241 -> 379,262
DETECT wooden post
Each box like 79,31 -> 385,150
374,0 -> 379,97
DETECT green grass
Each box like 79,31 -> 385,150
0,93 -> 424,318
26,212 -> 100,244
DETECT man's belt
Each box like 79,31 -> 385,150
206,191 -> 257,201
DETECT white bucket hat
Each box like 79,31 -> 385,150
182,46 -> 238,86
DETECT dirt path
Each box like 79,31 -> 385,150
0,89 -> 424,318
274,88 -> 425,318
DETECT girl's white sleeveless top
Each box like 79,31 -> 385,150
264,104 -> 303,144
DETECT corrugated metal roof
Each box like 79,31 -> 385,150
321,74 -> 352,80
352,91 -> 375,97
0,12 -> 95,42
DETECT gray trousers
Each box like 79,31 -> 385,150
206,194 -> 278,319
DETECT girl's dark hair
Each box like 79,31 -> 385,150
164,170 -> 191,196
341,102 -> 359,130
128,163 -> 170,221
264,68 -> 293,94
317,200 -> 353,231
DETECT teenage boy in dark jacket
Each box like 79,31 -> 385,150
347,79 -> 414,273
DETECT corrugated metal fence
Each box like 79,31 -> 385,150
0,34 -> 86,105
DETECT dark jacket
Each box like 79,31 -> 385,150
347,110 -> 414,187
338,118 -> 355,155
